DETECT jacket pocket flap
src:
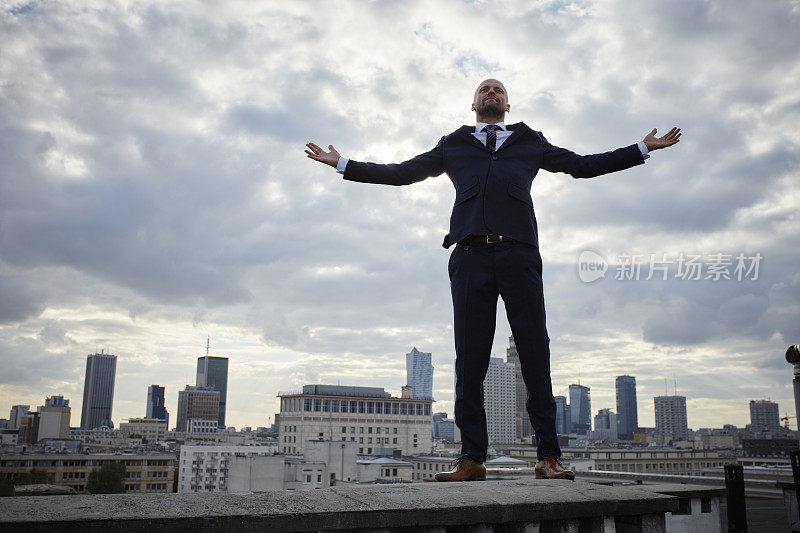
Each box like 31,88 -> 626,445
507,183 -> 533,207
454,182 -> 479,206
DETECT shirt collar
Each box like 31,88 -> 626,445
476,121 -> 506,133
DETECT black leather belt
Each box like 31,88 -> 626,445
464,234 -> 518,244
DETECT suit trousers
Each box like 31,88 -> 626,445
448,239 -> 561,462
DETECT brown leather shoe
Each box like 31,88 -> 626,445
534,457 -> 575,480
434,457 -> 486,482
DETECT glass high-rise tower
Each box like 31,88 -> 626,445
146,384 -> 169,428
405,347 -> 434,400
196,356 -> 229,428
615,375 -> 638,440
80,351 -> 117,429
568,384 -> 591,435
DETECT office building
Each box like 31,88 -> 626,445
37,395 -> 71,441
406,347 -> 434,399
654,395 -> 689,442
569,384 -> 591,435
196,355 -> 229,428
506,336 -> 533,439
554,395 -> 570,435
615,375 -> 638,440
278,385 -> 433,456
80,351 -> 117,430
146,385 -> 169,428
749,399 -> 782,438
8,405 -> 29,429
176,385 -> 220,432
590,408 -> 618,441
432,412 -> 455,441
483,358 -> 516,444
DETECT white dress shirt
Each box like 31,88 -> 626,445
336,122 -> 649,173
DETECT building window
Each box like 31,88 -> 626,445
332,400 -> 339,413
350,426 -> 355,433
342,427 -> 347,433
358,401 -> 365,414
416,404 -> 423,416
359,427 -> 364,434
393,438 -> 397,444
367,401 -> 374,414
375,402 -> 382,414
392,468 -> 397,476
400,403 -> 407,415
424,404 -> 431,416
304,398 -> 312,411
359,448 -> 363,454
368,427 -> 372,434
323,399 -> 330,412
314,399 -> 321,412
303,474 -> 312,484
392,403 -> 399,415
359,437 -> 364,443
393,428 -> 398,434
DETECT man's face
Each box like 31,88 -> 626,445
472,79 -> 509,119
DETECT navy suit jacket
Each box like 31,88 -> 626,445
343,122 -> 645,248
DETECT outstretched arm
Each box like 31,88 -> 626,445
540,126 -> 681,179
304,137 -> 446,186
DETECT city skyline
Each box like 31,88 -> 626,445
5,343 -> 793,434
1,1 -> 798,432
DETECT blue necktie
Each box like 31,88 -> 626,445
482,124 -> 501,152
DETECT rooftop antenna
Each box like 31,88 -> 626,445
206,336 -> 210,357
664,378 -> 668,396
674,377 -> 678,396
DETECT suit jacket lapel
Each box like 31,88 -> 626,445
495,122 -> 528,153
453,125 -> 487,151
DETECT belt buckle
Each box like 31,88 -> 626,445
486,234 -> 502,243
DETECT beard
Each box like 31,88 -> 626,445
476,99 -> 504,119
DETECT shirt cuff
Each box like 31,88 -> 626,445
336,157 -> 349,174
637,141 -> 650,160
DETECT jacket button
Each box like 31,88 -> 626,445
492,156 -> 498,160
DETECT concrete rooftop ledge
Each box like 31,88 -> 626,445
0,479 -> 681,532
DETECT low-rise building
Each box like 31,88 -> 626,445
118,418 -> 168,442
0,452 -> 176,493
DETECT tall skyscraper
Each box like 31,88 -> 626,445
38,395 -> 71,440
405,347 -> 434,399
505,336 -> 533,439
654,395 -> 688,442
196,354 -> 229,428
554,395 -> 570,435
8,405 -> 30,429
749,399 -> 782,437
176,385 -> 220,432
80,351 -> 117,430
483,358 -> 516,444
147,385 -> 169,428
615,375 -> 638,440
569,384 -> 591,435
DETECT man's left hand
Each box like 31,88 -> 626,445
643,127 -> 681,151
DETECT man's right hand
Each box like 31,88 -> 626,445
305,142 -> 340,168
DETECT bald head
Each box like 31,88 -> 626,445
472,79 -> 510,123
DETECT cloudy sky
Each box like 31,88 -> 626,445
1,0 -> 798,433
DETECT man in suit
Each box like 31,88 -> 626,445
305,79 -> 680,481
